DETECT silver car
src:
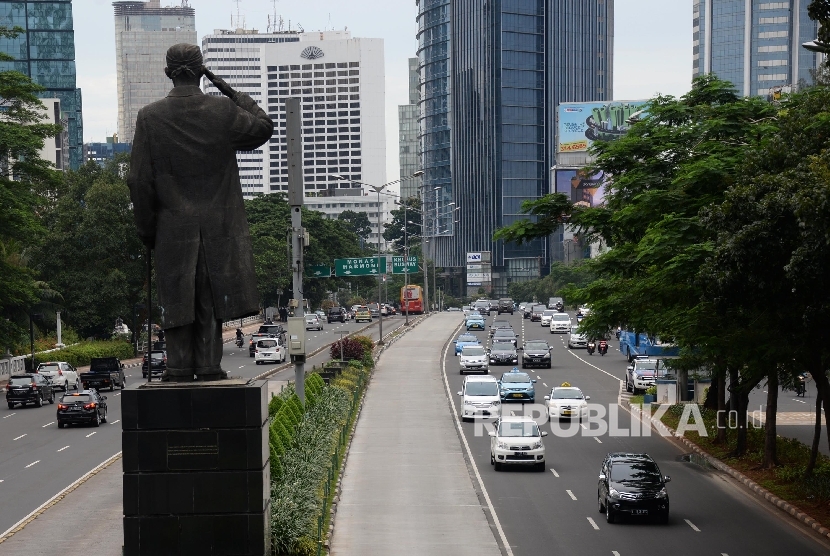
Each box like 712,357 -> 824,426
567,326 -> 587,349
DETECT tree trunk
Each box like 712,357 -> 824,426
806,385 -> 823,477
729,366 -> 739,411
762,369 -> 779,468
717,367 -> 727,445
678,367 -> 689,401
816,371 -> 830,454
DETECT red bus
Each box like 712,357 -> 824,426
401,285 -> 424,315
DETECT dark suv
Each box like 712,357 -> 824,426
327,306 -> 347,323
142,350 -> 167,379
598,453 -> 671,524
57,390 -> 108,427
497,298 -> 514,315
6,373 -> 55,409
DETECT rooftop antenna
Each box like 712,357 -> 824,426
278,15 -> 284,32
297,22 -> 304,32
232,0 -> 245,30
327,13 -> 331,31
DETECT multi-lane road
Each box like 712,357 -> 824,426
0,314 -> 406,536
444,310 -> 830,556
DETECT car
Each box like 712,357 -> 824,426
57,390 -> 108,428
489,341 -> 518,366
457,375 -> 500,421
545,382 -> 590,420
80,357 -> 125,391
249,332 -> 277,357
626,358 -> 661,394
521,340 -> 551,368
489,415 -> 547,471
459,345 -> 489,375
489,320 -> 513,337
142,350 -> 167,379
327,306 -> 347,323
530,304 -> 546,322
498,368 -> 536,402
36,361 -> 79,392
548,297 -> 564,310
497,298 -> 514,315
447,307 -> 462,312
567,326 -> 588,349
473,299 -> 493,315
465,313 -> 486,331
598,453 -> 671,524
549,313 -> 572,334
454,333 -> 481,356
354,305 -> 372,322
254,338 -> 286,365
6,373 -> 55,408
258,323 -> 285,337
315,310 -> 327,320
305,314 -> 324,330
540,309 -> 557,327
520,302 -> 535,318
368,303 -> 381,318
492,328 -> 518,347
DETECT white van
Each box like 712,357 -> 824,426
550,313 -> 571,333
457,375 -> 501,422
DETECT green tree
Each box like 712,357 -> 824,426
808,0 -> 830,57
383,197 -> 422,255
337,210 -> 372,242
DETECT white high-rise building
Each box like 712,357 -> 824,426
201,28 -> 388,245
113,0 -> 197,144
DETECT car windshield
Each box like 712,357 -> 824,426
571,327 -> 582,333
525,342 -> 549,351
62,394 -> 91,403
150,352 -> 165,360
636,361 -> 658,372
491,342 -> 515,351
611,461 -> 662,482
38,364 -> 60,373
552,314 -> 571,322
9,377 -> 33,385
543,310 -> 556,316
258,340 -> 278,348
457,335 -> 477,343
501,373 -> 530,383
498,421 -> 540,437
462,346 -> 485,356
552,388 -> 583,399
465,382 -> 498,396
494,330 -> 514,337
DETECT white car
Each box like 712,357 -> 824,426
459,345 -> 489,375
254,338 -> 286,365
567,326 -> 588,349
36,361 -> 79,392
549,313 -> 572,334
540,310 -> 557,327
305,314 -> 324,330
457,375 -> 500,422
545,384 -> 590,420
489,415 -> 547,471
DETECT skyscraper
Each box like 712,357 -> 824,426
398,58 -> 422,200
416,0 -> 613,295
694,0 -> 818,97
0,1 -> 83,169
113,0 -> 197,144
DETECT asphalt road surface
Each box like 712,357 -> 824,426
444,310 -> 830,556
0,314 -> 406,536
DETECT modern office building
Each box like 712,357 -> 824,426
693,0 -> 818,97
39,99 -> 70,171
201,28 -> 389,245
113,0 -> 197,144
398,57 -> 422,200
416,0 -> 614,295
0,1 -> 83,169
84,135 -> 132,167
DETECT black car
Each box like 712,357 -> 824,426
6,373 -> 55,409
142,350 -> 167,379
57,390 -> 108,427
597,453 -> 671,524
497,298 -> 514,315
488,341 -> 518,366
492,328 -> 518,347
489,320 -> 513,338
327,307 -> 347,323
521,340 -> 552,369
530,304 -> 546,322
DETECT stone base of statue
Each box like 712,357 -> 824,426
122,379 -> 270,556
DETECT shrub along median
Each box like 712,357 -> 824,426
26,340 -> 135,368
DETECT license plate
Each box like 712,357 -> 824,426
263,353 -> 273,357
514,451 -> 527,456
532,359 -> 540,362
511,393 -> 523,398
563,410 -> 572,415
632,509 -> 648,515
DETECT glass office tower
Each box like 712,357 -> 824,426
0,1 -> 83,169
416,0 -> 613,295
694,0 -> 818,97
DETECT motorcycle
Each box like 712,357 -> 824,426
615,327 -> 621,340
598,340 -> 608,356
587,341 -> 596,355
797,373 -> 809,397
236,337 -> 244,348
555,302 -> 564,313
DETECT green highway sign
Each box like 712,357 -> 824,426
306,265 -> 331,278
335,257 -> 382,277
392,255 -> 418,274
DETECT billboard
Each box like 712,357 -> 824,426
466,252 -> 482,263
555,168 -> 607,208
558,101 -> 648,153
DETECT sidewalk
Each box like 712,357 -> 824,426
331,313 -> 502,556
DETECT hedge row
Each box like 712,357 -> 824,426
30,341 -> 135,368
269,364 -> 370,555
328,334 -> 374,367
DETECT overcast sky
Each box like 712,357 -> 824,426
75,0 -> 692,178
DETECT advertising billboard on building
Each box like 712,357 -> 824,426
558,101 -> 648,153
555,169 -> 607,208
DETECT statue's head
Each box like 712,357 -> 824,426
164,43 -> 203,81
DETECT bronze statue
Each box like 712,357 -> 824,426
128,44 -> 273,381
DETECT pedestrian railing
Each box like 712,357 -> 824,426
0,356 -> 26,383
222,315 -> 263,330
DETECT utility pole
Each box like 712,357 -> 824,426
286,97 -> 306,404
403,200 -> 409,325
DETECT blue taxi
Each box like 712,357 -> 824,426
466,313 -> 486,331
454,333 -> 481,356
498,368 -> 537,402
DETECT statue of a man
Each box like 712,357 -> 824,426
128,44 -> 273,381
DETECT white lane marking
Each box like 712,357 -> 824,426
795,399 -> 807,404
86,432 -> 96,438
581,423 -> 588,430
239,365 -> 245,369
685,519 -> 701,532
543,383 -> 548,387
111,419 -> 120,425
3,413 -> 15,418
594,437 -> 602,444
24,460 -> 39,468
510,411 -> 516,416
13,434 -> 26,440
565,348 -> 619,381
537,375 -> 541,379
57,446 -> 69,452
613,552 -> 621,556
587,517 -> 600,530
42,422 -> 55,428
566,489 -> 577,500
115,393 -> 121,397
550,468 -> 559,478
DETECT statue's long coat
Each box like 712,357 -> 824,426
128,85 -> 273,329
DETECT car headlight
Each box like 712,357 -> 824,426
490,359 -> 496,363
543,353 -> 550,358
492,400 -> 500,406
609,488 -> 621,499
656,487 -> 668,499
531,441 -> 543,450
497,441 -> 508,449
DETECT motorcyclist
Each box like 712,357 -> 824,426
235,328 -> 244,347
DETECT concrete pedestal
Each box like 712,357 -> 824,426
122,379 -> 270,556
